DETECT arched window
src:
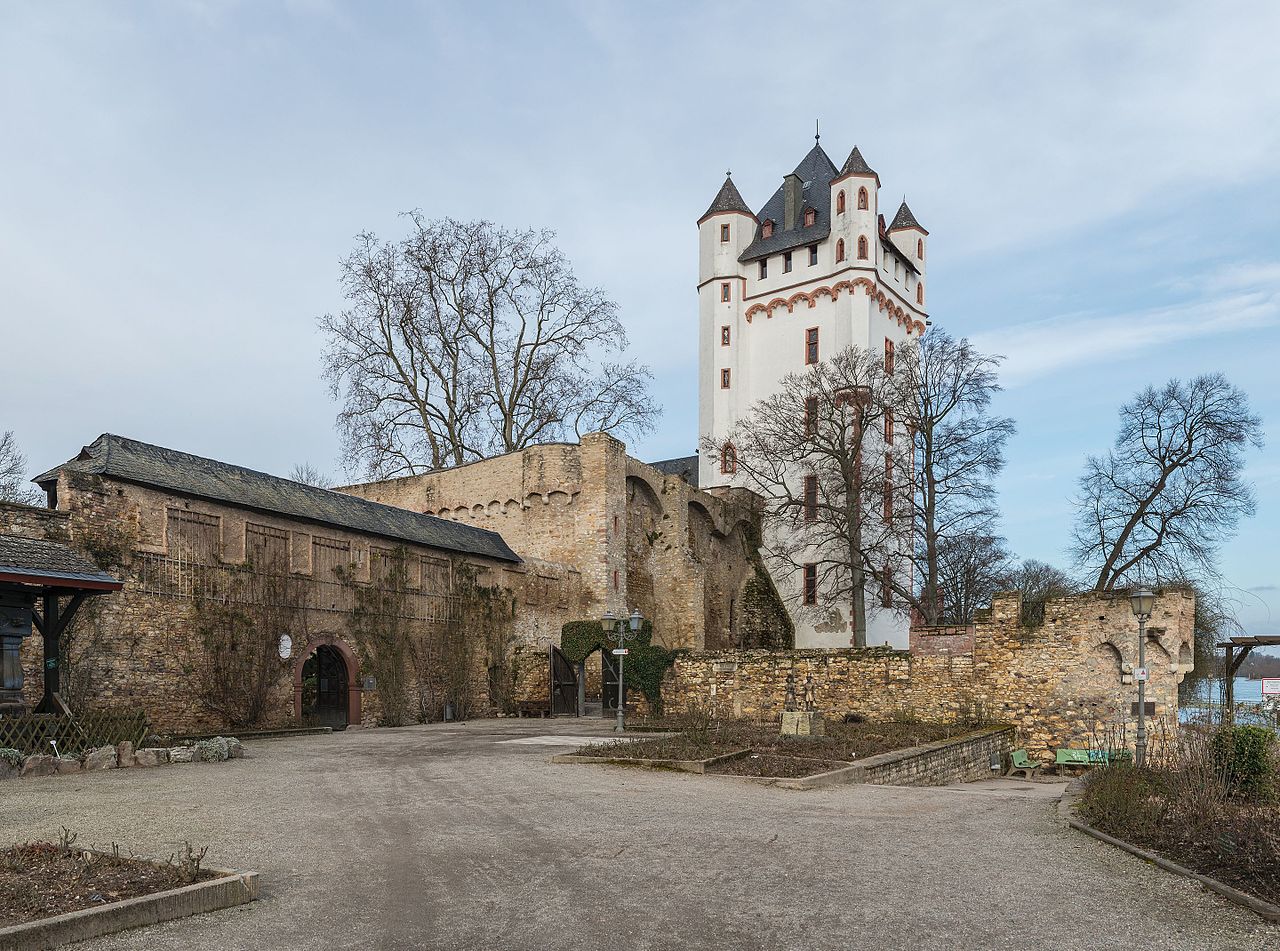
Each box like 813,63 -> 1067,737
836,190 -> 846,214
835,239 -> 845,262
917,238 -> 924,259
857,235 -> 868,259
720,443 -> 737,475
857,187 -> 868,210
761,220 -> 774,238
916,283 -> 924,305
803,208 -> 816,227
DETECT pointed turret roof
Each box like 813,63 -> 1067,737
698,175 -> 755,223
838,145 -> 876,179
888,200 -> 927,234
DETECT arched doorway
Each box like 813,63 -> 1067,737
293,636 -> 361,729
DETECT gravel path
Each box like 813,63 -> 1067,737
0,720 -> 1272,950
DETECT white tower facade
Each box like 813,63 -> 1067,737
697,141 -> 929,650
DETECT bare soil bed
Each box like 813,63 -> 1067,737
0,841 -> 213,928
578,719 -> 985,778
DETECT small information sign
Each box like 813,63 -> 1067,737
1263,678 -> 1280,696
612,648 -> 629,656
1133,667 -> 1149,682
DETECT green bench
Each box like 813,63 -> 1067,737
1006,749 -> 1042,779
1054,748 -> 1122,773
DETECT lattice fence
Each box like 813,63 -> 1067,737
0,709 -> 149,756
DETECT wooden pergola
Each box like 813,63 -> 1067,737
1216,634 -> 1280,722
0,535 -> 122,715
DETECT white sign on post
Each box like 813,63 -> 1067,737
612,648 -> 629,656
1133,668 -> 1149,682
1263,678 -> 1280,696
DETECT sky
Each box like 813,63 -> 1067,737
2,1 -> 1279,633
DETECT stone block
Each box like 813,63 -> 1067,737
116,740 -> 135,767
21,754 -> 57,777
83,747 -> 118,770
780,711 -> 825,736
134,747 -> 170,767
226,738 -> 245,759
0,760 -> 19,781
55,756 -> 81,774
168,746 -> 198,763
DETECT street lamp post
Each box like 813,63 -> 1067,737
1129,587 -> 1155,767
601,609 -> 643,733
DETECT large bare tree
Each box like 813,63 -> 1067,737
321,216 -> 658,478
897,331 -> 1015,624
1072,374 -> 1263,591
0,430 -> 40,505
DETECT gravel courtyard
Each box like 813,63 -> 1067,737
0,719 -> 1272,950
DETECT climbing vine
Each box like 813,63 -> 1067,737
560,619 -> 678,714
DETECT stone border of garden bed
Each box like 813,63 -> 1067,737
173,726 -> 331,743
0,858 -> 259,951
1059,783 -> 1280,925
730,726 -> 1014,789
550,748 -> 752,774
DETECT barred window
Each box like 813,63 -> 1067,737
167,508 -> 220,564
245,522 -> 288,571
421,556 -> 451,595
312,536 -> 352,580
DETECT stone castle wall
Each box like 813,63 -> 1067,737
664,589 -> 1195,760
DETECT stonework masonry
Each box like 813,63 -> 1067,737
663,589 -> 1195,760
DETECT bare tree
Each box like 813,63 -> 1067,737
936,532 -> 1013,624
994,559 -> 1076,602
289,462 -> 333,489
1073,374 -> 1263,591
0,430 -> 40,505
320,216 -> 658,478
898,331 -> 1015,624
706,346 -> 907,646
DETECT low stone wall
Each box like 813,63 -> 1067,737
858,727 -> 1012,787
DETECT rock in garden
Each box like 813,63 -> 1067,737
0,760 -> 20,781
82,747 -> 118,770
21,754 -> 57,777
168,747 -> 198,764
133,748 -> 170,767
116,740 -> 135,767
55,757 -> 81,774
226,738 -> 245,759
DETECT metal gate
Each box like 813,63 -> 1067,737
549,646 -> 579,716
602,650 -> 620,714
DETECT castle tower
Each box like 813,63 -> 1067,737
696,140 -> 929,650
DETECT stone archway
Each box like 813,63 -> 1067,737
293,635 -> 361,728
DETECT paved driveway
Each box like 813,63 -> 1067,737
1,720 -> 1271,950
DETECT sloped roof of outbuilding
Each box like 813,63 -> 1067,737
34,435 -> 521,564
737,143 -> 839,263
0,535 -> 122,590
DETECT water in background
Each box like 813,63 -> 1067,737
1185,676 -> 1277,729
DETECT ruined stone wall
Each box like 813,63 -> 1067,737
664,589 -> 1195,760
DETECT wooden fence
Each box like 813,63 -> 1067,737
0,709 -> 149,756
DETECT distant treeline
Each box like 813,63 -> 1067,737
1240,651 -> 1280,679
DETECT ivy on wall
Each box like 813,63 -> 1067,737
560,619 -> 678,714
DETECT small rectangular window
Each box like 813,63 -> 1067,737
720,282 -> 730,302
721,368 -> 731,389
720,223 -> 730,242
808,244 -> 818,266
805,327 -> 819,365
881,563 -> 892,608
804,396 -> 818,436
721,325 -> 731,346
759,259 -> 767,279
884,338 -> 895,374
803,564 -> 817,605
803,474 -> 818,522
784,251 -> 793,273
884,407 -> 894,444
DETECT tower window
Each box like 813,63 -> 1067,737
784,251 -> 793,273
720,443 -> 737,475
805,327 -> 819,365
916,283 -> 924,305
721,325 -> 731,346
804,396 -> 818,436
917,238 -> 924,259
858,187 -> 869,210
720,368 -> 731,389
884,407 -> 894,444
720,223 -> 730,242
881,563 -> 892,608
837,190 -> 846,214
804,208 -> 816,227
836,239 -> 845,263
802,563 -> 817,605
884,338 -> 894,374
803,474 -> 818,522
759,259 -> 768,279
721,282 -> 731,302
762,220 -> 774,238
857,236 -> 868,259
808,244 -> 818,266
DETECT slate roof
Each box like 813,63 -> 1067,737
837,145 -> 877,180
0,535 -> 122,590
699,176 -> 754,223
35,435 -> 521,564
737,143 -> 839,263
888,200 -> 926,234
647,454 -> 699,488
